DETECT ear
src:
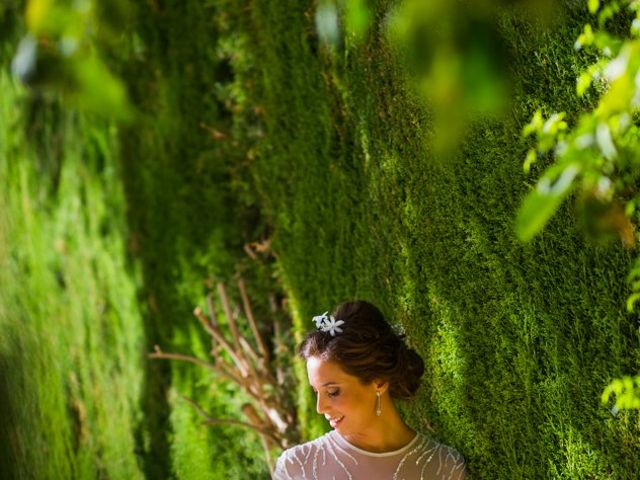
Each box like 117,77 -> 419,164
372,378 -> 389,395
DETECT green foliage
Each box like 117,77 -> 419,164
602,375 -> 640,409
2,0 -> 279,477
114,0 -> 276,477
516,0 -> 640,411
384,0 -> 559,156
517,0 -> 640,248
11,0 -> 132,118
314,1 -> 561,157
0,71 -> 144,479
221,0 -> 640,478
4,0 -> 640,478
315,0 -> 372,46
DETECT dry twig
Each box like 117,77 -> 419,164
149,278 -> 298,474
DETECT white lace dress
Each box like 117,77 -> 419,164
273,430 -> 467,480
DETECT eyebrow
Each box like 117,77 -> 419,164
321,382 -> 340,387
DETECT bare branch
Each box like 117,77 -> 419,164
238,336 -> 266,393
268,293 -> 277,313
179,394 -> 281,445
194,307 -> 249,378
273,315 -> 286,386
261,435 -> 274,475
238,339 -> 277,388
149,348 -> 244,387
238,277 -> 270,363
149,277 -> 300,467
149,349 -> 217,373
239,336 -> 261,366
218,282 -> 242,353
205,294 -> 218,353
179,393 -> 216,421
243,243 -> 258,260
243,403 -> 275,474
206,293 -> 219,327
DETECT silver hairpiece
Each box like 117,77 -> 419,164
391,322 -> 406,337
312,311 -> 345,336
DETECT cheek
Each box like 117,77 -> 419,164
327,393 -> 350,414
335,392 -> 368,415
330,396 -> 346,411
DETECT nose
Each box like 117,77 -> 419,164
316,393 -> 326,414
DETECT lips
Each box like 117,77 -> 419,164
327,415 -> 344,428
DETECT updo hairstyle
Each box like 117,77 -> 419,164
298,300 -> 425,399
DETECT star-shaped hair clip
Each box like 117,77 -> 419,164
312,312 -> 345,336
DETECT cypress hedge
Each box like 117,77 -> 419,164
223,0 -> 640,477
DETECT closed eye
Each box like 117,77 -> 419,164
311,387 -> 341,398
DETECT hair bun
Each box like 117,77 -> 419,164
389,342 -> 425,399
299,300 -> 425,400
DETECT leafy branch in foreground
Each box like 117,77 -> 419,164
602,375 -> 640,412
11,0 -> 132,118
516,0 -> 640,411
149,277 -> 299,474
518,1 -> 640,247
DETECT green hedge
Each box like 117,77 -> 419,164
4,0 -> 639,477
227,0 -> 640,477
1,0 -> 272,477
117,0 -> 270,477
0,74 -> 146,479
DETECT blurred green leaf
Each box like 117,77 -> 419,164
344,0 -> 371,42
27,0 -> 77,36
602,375 -> 640,410
598,2 -> 623,27
631,17 -> 640,36
577,71 -> 592,96
522,110 -> 543,138
625,199 -> 635,217
626,292 -> 640,312
15,0 -> 132,119
575,24 -> 594,50
72,57 -> 132,120
516,164 -> 580,241
523,148 -> 537,174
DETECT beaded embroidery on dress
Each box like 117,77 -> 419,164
273,430 -> 466,480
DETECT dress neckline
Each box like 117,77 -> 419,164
330,430 -> 421,458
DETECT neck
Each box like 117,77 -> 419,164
340,400 -> 416,453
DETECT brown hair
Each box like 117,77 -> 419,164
298,300 -> 425,399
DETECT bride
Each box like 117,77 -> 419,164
273,300 -> 467,480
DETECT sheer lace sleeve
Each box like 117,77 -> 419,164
273,441 -> 318,480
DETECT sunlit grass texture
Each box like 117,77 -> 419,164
0,72 -> 144,479
225,1 -> 640,478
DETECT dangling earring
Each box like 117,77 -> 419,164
375,391 -> 382,416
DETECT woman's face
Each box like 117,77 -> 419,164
306,355 -> 380,434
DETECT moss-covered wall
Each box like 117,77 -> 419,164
227,0 -> 640,477
4,0 -> 640,477
117,1 -> 270,477
2,1 -> 273,478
